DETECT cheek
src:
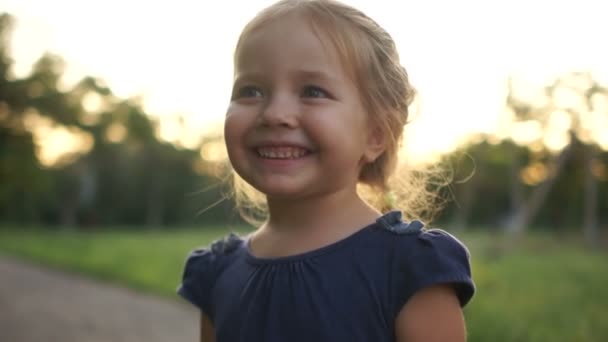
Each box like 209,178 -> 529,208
326,108 -> 369,142
223,120 -> 246,170
224,119 -> 247,175
223,113 -> 238,138
224,107 -> 252,146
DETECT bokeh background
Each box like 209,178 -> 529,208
1,0 -> 607,341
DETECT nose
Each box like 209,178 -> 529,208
259,93 -> 298,128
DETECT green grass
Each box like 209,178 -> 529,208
0,226 -> 245,296
0,226 -> 606,341
467,246 -> 607,341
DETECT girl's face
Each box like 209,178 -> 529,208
224,14 -> 384,202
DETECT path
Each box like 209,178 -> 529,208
0,256 -> 198,342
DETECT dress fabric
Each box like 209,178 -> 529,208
178,211 -> 475,342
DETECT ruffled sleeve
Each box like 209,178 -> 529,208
177,233 -> 243,318
391,228 -> 475,317
178,248 -> 217,316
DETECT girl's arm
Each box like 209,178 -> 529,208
200,312 -> 215,342
395,284 -> 466,342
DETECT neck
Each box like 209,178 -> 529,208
263,187 -> 380,236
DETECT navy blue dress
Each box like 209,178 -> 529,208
178,211 -> 475,342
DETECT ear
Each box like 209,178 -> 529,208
363,125 -> 386,163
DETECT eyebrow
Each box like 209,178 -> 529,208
233,69 -> 342,84
295,70 -> 340,83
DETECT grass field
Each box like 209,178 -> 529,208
0,226 -> 606,341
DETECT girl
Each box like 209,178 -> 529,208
179,0 -> 475,341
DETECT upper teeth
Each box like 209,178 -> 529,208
257,147 -> 308,159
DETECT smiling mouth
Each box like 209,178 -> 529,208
256,146 -> 311,159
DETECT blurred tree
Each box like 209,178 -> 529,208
0,13 -> 53,222
444,138 -> 526,230
505,72 -> 607,244
0,12 -> 230,227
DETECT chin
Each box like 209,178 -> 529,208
251,183 -> 310,200
258,187 -> 306,200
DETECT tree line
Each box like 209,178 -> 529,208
0,14 -> 231,227
0,13 -> 606,238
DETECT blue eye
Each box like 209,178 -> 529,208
235,86 -> 263,99
302,86 -> 328,98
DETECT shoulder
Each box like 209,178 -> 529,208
376,211 -> 471,273
403,228 -> 472,265
178,233 -> 244,314
182,233 -> 243,275
375,211 -> 475,317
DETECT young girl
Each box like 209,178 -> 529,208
179,0 -> 475,341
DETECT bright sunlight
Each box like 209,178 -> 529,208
3,0 -> 608,164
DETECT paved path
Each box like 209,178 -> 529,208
0,256 -> 198,342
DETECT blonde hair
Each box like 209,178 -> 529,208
228,0 -> 447,225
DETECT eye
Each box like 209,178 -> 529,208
302,85 -> 329,98
234,85 -> 263,99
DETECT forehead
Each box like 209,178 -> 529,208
234,14 -> 347,78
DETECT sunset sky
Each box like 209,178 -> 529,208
3,0 -> 607,163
